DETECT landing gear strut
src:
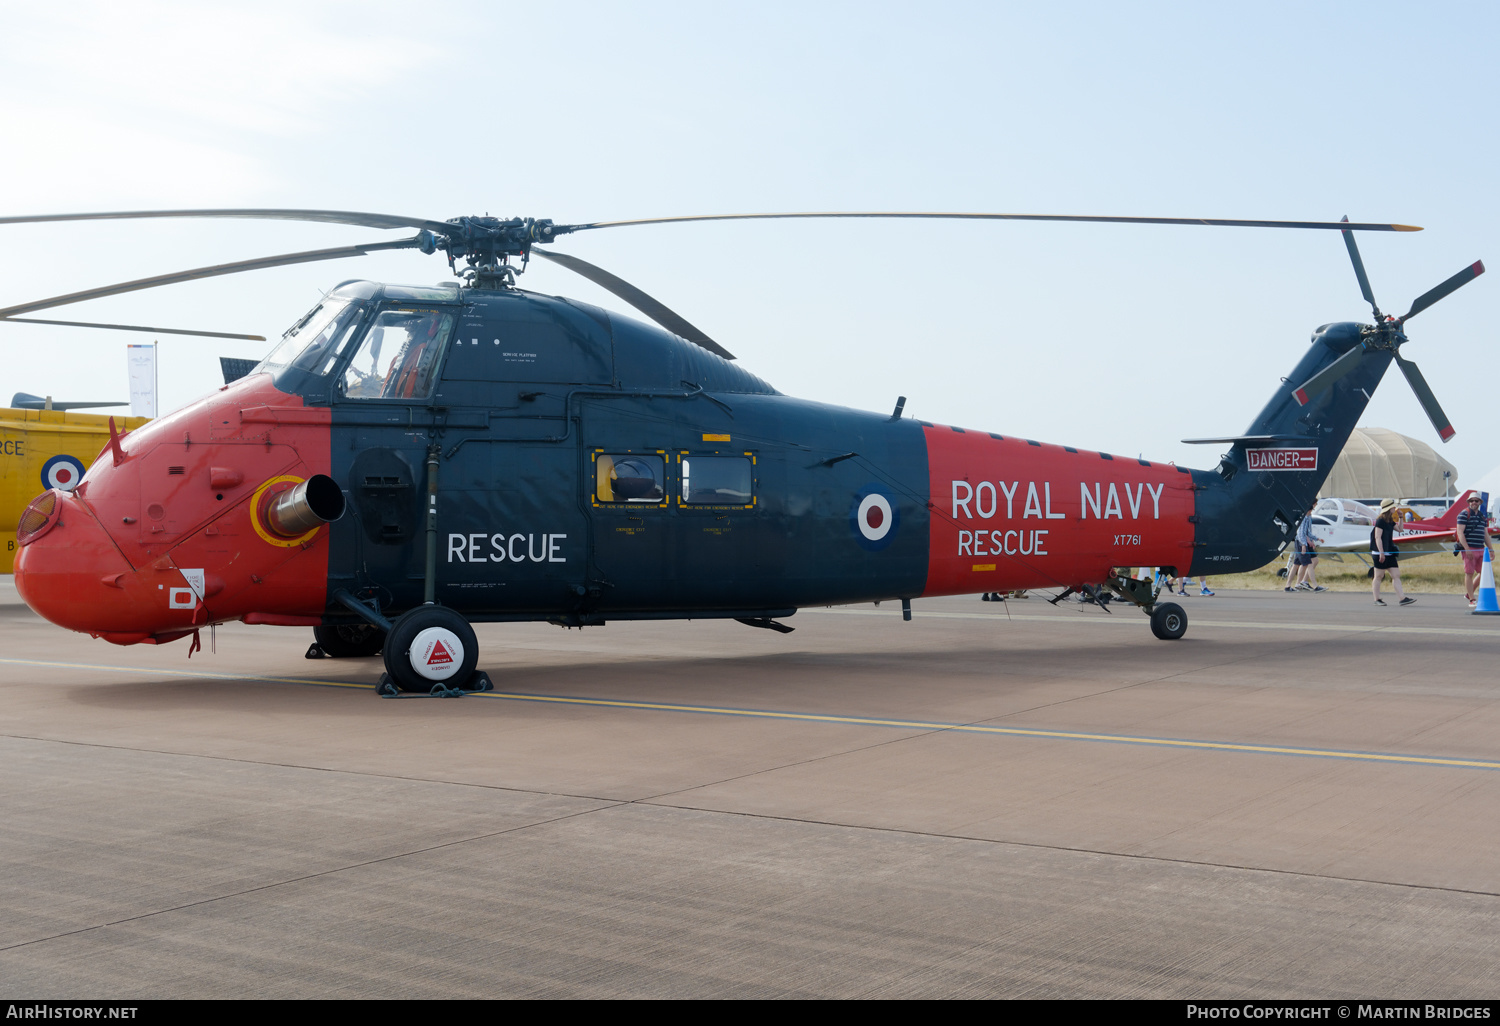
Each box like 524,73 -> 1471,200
308,623 -> 386,658
1100,568 -> 1189,641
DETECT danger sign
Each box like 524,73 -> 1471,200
1246,447 -> 1318,472
410,626 -> 464,681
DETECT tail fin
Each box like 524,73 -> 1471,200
1186,321 -> 1391,574
1406,490 -> 1476,532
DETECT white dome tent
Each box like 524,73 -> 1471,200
1319,427 -> 1459,502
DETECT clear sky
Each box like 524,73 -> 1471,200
0,1 -> 1494,488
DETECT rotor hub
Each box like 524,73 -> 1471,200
433,216 -> 560,288
1361,321 -> 1406,352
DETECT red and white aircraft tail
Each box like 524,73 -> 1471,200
1396,490 -> 1497,544
1403,490 -> 1477,533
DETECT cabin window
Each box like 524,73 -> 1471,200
595,454 -> 665,504
681,456 -> 753,505
341,307 -> 455,400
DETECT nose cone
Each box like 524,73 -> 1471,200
14,493 -> 153,638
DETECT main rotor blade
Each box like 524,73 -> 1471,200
0,237 -> 422,319
0,316 -> 266,341
1393,352 -> 1456,442
10,393 -> 127,411
1398,260 -> 1486,324
1340,215 -> 1381,320
1292,344 -> 1368,405
531,248 -> 735,360
560,212 -> 1422,233
2,208 -> 1422,236
0,208 -> 454,236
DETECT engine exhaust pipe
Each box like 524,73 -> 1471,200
266,474 -> 346,537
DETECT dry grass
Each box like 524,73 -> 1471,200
1204,549 -> 1477,594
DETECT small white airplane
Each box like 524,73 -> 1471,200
1292,491 -> 1494,567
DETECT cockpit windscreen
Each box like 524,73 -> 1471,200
257,297 -> 367,383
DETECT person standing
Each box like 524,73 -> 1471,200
1172,574 -> 1213,596
1456,494 -> 1494,608
1288,502 -> 1327,593
1371,499 -> 1416,606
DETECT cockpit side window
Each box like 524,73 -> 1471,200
341,307 -> 455,401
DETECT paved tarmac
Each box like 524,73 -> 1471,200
2,577 -> 1498,998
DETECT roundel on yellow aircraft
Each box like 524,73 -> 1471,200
41,454 -> 85,491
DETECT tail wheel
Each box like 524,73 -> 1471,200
313,623 -> 386,658
1150,602 -> 1187,640
382,606 -> 479,693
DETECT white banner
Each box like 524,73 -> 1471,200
126,343 -> 156,418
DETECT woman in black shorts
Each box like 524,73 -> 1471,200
1371,500 -> 1415,606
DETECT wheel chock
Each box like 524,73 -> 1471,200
375,670 -> 492,698
427,670 -> 495,697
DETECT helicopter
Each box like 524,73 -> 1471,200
0,208 -> 1485,693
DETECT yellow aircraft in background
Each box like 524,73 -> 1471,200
1,395 -> 151,573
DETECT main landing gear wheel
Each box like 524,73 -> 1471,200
382,606 -> 479,693
1150,602 -> 1187,640
313,623 -> 386,658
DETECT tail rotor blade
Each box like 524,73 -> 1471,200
1398,260 -> 1486,324
1340,215 -> 1382,320
1292,343 -> 1368,405
1393,352 -> 1456,442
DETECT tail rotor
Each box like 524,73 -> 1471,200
1292,215 -> 1483,442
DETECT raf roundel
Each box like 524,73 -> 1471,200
41,454 -> 86,492
858,494 -> 892,541
850,487 -> 899,551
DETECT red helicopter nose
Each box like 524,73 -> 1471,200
14,490 -> 177,644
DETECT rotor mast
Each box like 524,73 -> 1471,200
428,216 -> 563,289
